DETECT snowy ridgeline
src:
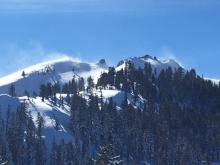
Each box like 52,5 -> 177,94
0,57 -> 108,96
116,55 -> 181,74
0,55 -> 218,97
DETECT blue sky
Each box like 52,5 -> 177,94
0,0 -> 220,79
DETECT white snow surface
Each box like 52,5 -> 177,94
0,94 -> 72,148
205,77 -> 220,85
116,55 -> 181,74
0,57 -> 108,96
27,97 -> 72,147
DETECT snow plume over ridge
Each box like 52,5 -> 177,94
0,50 -> 108,96
0,42 -> 82,77
40,53 -> 82,64
158,48 -> 183,67
0,53 -> 82,87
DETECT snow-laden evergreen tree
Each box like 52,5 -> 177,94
87,76 -> 95,93
78,77 -> 85,91
6,112 -> 17,164
35,113 -> 46,165
49,139 -> 57,165
0,110 -> 6,164
25,117 -> 36,165
94,144 -> 123,165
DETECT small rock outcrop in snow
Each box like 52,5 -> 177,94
98,59 -> 107,65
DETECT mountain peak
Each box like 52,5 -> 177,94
97,59 -> 108,68
98,59 -> 106,65
140,54 -> 158,61
116,54 -> 181,74
141,54 -> 152,59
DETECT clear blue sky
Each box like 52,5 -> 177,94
0,0 -> 220,79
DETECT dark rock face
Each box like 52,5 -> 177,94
99,59 -> 106,65
141,54 -> 152,59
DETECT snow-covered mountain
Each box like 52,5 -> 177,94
116,55 -> 181,74
0,57 -> 108,96
0,55 -> 161,148
0,55 -> 220,164
0,54 -> 217,143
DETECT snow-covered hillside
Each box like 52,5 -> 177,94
0,57 -> 108,96
0,94 -> 72,148
0,89 -> 142,149
116,55 -> 181,74
0,55 -> 175,149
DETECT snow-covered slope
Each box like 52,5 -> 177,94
0,57 -> 108,96
116,55 -> 181,74
27,97 -> 72,147
0,94 -> 72,148
0,89 -> 139,149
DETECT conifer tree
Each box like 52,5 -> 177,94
78,77 -> 85,91
22,71 -> 26,78
25,117 -> 36,165
40,84 -> 46,101
94,144 -> 123,165
35,113 -> 46,165
8,84 -> 16,97
87,76 -> 95,93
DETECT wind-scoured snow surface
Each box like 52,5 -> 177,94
116,55 -> 181,74
0,57 -> 108,96
27,97 -> 73,147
